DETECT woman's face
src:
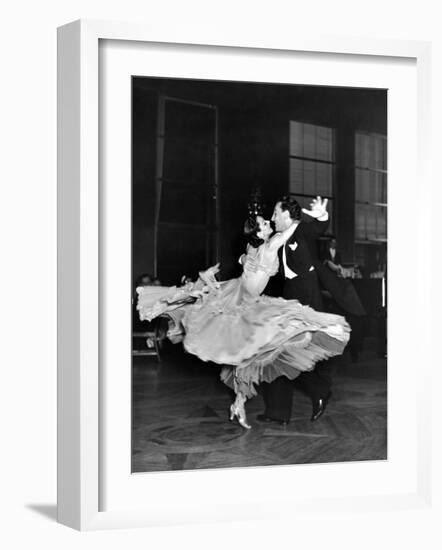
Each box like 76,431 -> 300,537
256,216 -> 272,241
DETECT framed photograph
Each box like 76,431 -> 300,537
57,19 -> 433,530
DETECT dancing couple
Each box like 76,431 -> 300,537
137,196 -> 350,429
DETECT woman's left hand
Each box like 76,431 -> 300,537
198,263 -> 221,290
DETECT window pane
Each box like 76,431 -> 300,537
355,133 -> 369,167
368,172 -> 380,203
366,204 -> 377,240
377,206 -> 387,240
356,169 -> 387,205
289,121 -> 304,157
303,160 -> 316,194
316,162 -> 333,196
290,159 -> 332,197
355,204 -> 366,240
355,169 -> 370,202
355,132 -> 387,170
316,125 -> 333,161
369,172 -> 383,202
290,121 -> 333,161
379,173 -> 387,204
355,132 -> 387,245
374,135 -> 384,170
289,158 -> 304,194
303,123 -> 316,159
372,172 -> 387,204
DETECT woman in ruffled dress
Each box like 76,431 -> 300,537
137,197 -> 350,429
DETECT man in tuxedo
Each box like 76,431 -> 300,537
257,195 -> 332,426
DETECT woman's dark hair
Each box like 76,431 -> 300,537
279,195 -> 302,221
244,216 -> 264,248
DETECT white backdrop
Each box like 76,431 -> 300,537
1,1 -> 441,548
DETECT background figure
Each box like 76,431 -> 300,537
323,237 -> 343,276
259,196 -> 333,426
316,237 -> 366,361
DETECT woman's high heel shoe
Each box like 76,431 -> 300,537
229,403 -> 251,429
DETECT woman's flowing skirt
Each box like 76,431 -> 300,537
137,276 -> 350,398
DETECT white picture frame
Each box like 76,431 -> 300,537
57,19 -> 433,531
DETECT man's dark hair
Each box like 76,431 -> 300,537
244,216 -> 264,248
279,195 -> 302,221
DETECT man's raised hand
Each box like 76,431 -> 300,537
302,196 -> 328,219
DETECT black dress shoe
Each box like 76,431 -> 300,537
311,391 -> 332,422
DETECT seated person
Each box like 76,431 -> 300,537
132,273 -> 160,350
316,238 -> 366,361
323,237 -> 344,277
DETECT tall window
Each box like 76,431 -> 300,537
289,121 -> 335,229
155,97 -> 218,284
354,132 -> 387,272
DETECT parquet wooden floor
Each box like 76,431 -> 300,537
132,345 -> 387,472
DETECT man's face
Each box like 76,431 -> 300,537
271,202 -> 291,232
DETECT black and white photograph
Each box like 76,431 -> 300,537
131,76 -> 388,473
4,0 -> 440,544
52,20 -> 435,534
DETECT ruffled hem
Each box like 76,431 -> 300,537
181,278 -> 349,367
220,331 -> 348,398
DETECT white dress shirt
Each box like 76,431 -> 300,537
282,242 -> 298,279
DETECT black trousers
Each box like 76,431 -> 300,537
261,271 -> 332,422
